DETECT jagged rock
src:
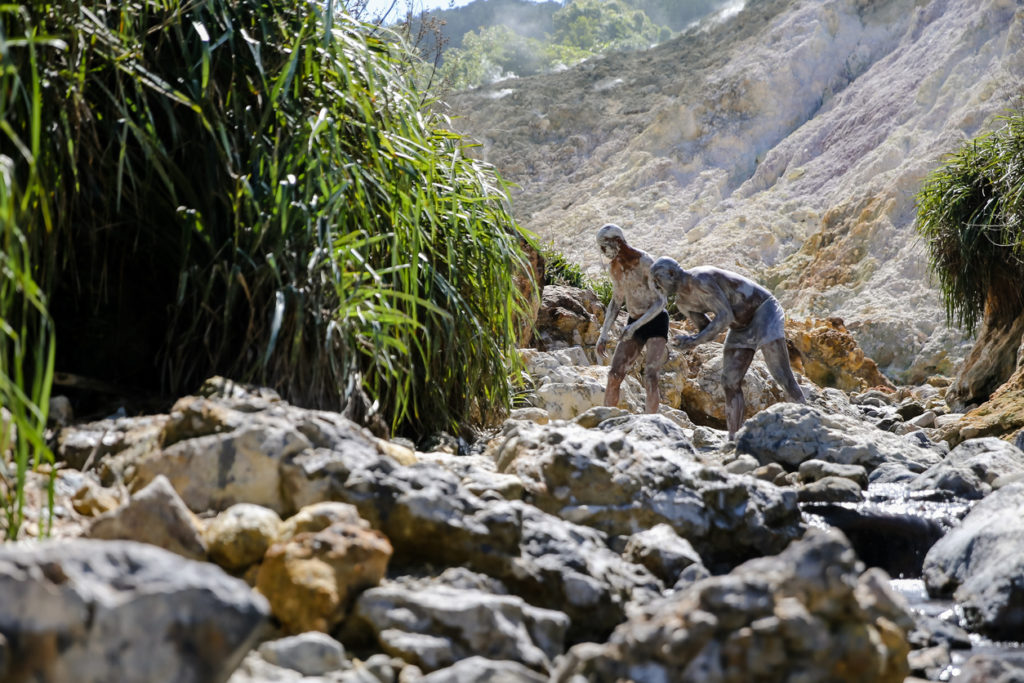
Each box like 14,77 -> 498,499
86,474 -> 206,561
0,539 -> 268,683
350,575 -> 569,673
622,523 -> 704,585
256,632 -> 347,677
492,417 -> 803,568
280,444 -> 661,641
923,482 -> 1024,640
908,437 -> 1024,500
533,284 -> 604,351
205,503 -> 283,573
736,403 -> 942,473
785,317 -> 895,392
255,522 -> 392,634
127,387 -> 398,516
552,529 -> 912,683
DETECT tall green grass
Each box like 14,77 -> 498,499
0,5 -> 57,539
916,114 -> 1024,335
0,0 -> 535,530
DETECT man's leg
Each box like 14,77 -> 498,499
722,347 -> 755,440
761,338 -> 806,404
605,338 -> 642,408
642,337 -> 667,414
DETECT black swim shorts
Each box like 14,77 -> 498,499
627,310 -> 669,343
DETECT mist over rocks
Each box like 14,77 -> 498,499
446,0 -> 1024,380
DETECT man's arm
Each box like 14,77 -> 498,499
674,281 -> 733,350
622,290 -> 666,341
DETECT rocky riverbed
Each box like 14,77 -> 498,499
2,299 -> 1024,682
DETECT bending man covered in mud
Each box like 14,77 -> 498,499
650,257 -> 805,439
595,224 -> 668,414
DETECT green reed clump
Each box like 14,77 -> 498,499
916,114 -> 1024,335
2,0 -> 535,451
0,4 -> 57,538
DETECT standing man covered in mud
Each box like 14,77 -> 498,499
595,224 -> 668,414
650,256 -> 805,440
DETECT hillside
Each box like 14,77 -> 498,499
444,0 -> 1024,382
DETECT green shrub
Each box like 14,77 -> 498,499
916,114 -> 1024,335
541,243 -> 613,305
2,0 -> 535,450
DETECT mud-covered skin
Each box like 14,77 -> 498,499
595,225 -> 667,414
651,257 -> 805,439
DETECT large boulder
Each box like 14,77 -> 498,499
923,482 -> 1024,640
0,539 -> 268,683
785,317 -> 895,392
737,403 -> 942,473
908,436 -> 1024,499
553,529 -> 913,683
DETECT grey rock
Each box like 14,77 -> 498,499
737,403 -> 941,473
623,523 -> 704,585
0,539 -> 268,683
910,437 -> 1024,499
797,476 -> 864,503
352,578 -> 569,672
797,459 -> 868,487
923,482 -> 1024,639
258,632 -> 347,676
86,474 -> 206,560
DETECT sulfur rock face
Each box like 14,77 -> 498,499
448,0 -> 1024,380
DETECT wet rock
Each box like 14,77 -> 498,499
205,503 -> 282,573
255,522 -> 392,634
798,459 -> 868,487
0,539 -> 268,683
923,482 -> 1024,640
86,474 -> 206,561
737,403 -> 941,474
350,575 -> 569,673
957,651 -> 1024,683
797,476 -> 863,503
909,436 -> 1024,499
623,523 -> 704,585
553,529 -> 912,683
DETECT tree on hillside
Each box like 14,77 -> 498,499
916,114 -> 1024,409
553,0 -> 668,52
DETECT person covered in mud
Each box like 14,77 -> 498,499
595,224 -> 668,414
649,256 -> 805,440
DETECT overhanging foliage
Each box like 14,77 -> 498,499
915,114 -> 1024,336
